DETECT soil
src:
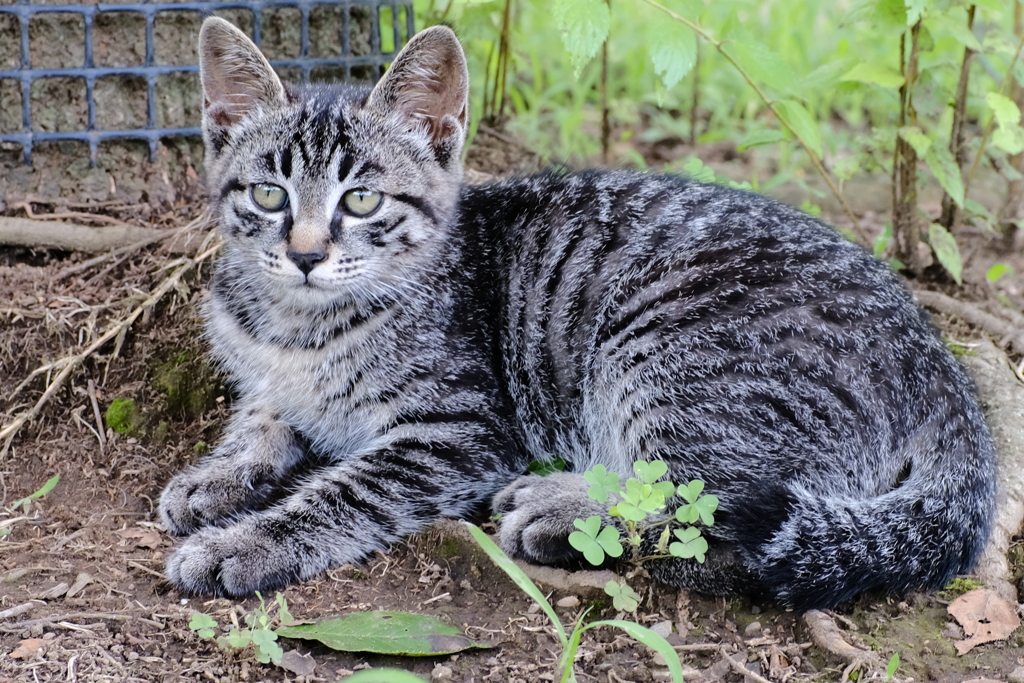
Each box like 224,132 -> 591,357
2,121 -> 1024,683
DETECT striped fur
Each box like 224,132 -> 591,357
159,19 -> 996,609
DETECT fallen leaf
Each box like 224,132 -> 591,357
65,572 -> 93,599
118,527 -> 163,549
947,588 -> 1021,655
279,650 -> 316,676
961,679 -> 1006,683
35,582 -> 69,600
10,638 -> 47,659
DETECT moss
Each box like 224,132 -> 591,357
105,398 -> 145,436
153,421 -> 170,444
193,441 -> 208,456
939,576 -> 985,600
152,351 -> 218,419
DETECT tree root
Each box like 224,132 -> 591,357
802,610 -> 881,682
0,235 -> 222,458
914,289 -> 1024,355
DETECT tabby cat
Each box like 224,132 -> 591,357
158,17 -> 997,610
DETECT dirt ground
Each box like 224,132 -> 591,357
2,127 -> 1024,683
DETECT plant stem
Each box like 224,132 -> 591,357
690,42 -> 700,147
634,0 -> 863,239
892,21 -> 923,273
964,26 -> 1024,197
601,0 -> 611,163
939,5 -> 976,230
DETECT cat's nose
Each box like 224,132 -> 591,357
287,250 -> 328,275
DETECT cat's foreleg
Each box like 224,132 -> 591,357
158,403 -> 305,536
165,423 -> 523,596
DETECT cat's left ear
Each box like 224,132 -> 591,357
365,25 -> 469,157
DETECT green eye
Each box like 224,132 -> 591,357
251,184 -> 288,211
342,189 -> 383,217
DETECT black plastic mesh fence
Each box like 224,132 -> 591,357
0,0 -> 414,165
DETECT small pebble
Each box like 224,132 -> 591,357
744,621 -> 762,638
1009,666 -> 1024,683
651,620 -> 673,638
750,605 -> 761,614
431,664 -> 454,681
556,595 -> 580,608
652,652 -> 668,667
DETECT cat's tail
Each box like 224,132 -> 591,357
730,420 -> 997,611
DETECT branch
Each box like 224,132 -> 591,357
0,216 -> 174,253
634,0 -> 864,242
914,289 -> 1024,355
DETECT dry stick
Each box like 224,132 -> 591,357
601,0 -> 611,164
0,601 -> 40,620
938,5 -> 976,231
914,290 -> 1024,355
12,201 -> 141,228
87,379 -> 106,452
635,0 -> 865,244
893,22 -> 923,273
802,609 -> 880,683
0,240 -> 222,458
964,28 -> 1024,197
717,645 -> 773,683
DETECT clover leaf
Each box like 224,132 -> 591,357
604,580 -> 640,612
569,515 -> 623,565
188,613 -> 218,639
617,479 -> 667,522
584,464 -> 621,503
633,460 -> 668,485
669,526 -> 708,563
675,481 -> 718,526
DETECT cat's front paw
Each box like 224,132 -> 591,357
159,465 -> 275,536
165,519 -> 323,597
494,473 -> 612,567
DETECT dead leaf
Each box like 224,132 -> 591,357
65,572 -> 93,599
961,679 -> 1006,683
10,638 -> 47,659
278,650 -> 316,676
947,588 -> 1021,655
117,527 -> 163,549
35,582 -> 69,600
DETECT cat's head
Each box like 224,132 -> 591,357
198,17 -> 469,306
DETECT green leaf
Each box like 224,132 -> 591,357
276,593 -> 294,625
553,0 -> 610,74
463,523 -> 567,644
927,223 -> 963,285
898,126 -> 931,158
584,465 -> 620,504
595,524 -> 624,557
840,62 -> 905,88
873,223 -> 893,259
189,612 -> 218,640
928,11 -> 983,52
618,479 -> 666,522
988,93 -> 1024,155
904,0 -> 926,26
633,460 -> 668,485
677,480 -> 704,504
797,58 -> 858,92
527,458 -> 566,476
603,580 -> 640,612
682,157 -> 716,183
649,21 -> 697,90
728,43 -> 797,95
277,610 -> 491,656
225,628 -> 253,649
10,475 -> 60,513
670,526 -> 709,563
800,201 -> 822,218
885,652 -> 900,682
924,145 -> 965,208
737,129 -> 787,152
342,669 -> 430,683
774,100 -> 822,159
569,515 -> 622,566
586,620 -> 686,683
987,263 -> 1015,283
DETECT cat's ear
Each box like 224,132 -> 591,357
365,25 -> 469,150
199,17 -> 286,129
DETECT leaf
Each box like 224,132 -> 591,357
677,480 -> 704,503
986,263 -> 1015,283
885,652 -> 900,682
595,524 -> 624,557
873,223 -> 893,259
277,611 -> 491,656
586,620 -> 686,683
633,460 -> 668,485
670,526 -> 709,563
649,21 -> 697,90
342,669 -> 430,683
988,93 -> 1024,155
728,43 -> 798,95
553,0 -> 610,74
463,523 -> 567,644
603,580 -> 640,612
10,474 -> 60,512
928,11 -> 983,52
904,0 -> 926,25
738,129 -> 786,152
189,613 -> 218,639
924,145 -> 965,208
840,62 -> 905,88
252,628 -> 283,665
898,125 -> 931,157
927,223 -> 963,285
774,100 -> 822,159
947,589 -> 1021,655
9,638 -> 47,660
276,593 -> 294,625
279,650 -> 317,677
584,465 -> 619,503
223,628 -> 253,649
569,516 -> 613,565
682,157 -> 716,183
797,58 -> 859,92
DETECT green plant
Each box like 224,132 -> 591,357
104,397 -> 144,436
342,669 -> 429,683
189,592 -> 290,665
466,522 -> 685,683
885,652 -> 900,682
8,474 -> 60,514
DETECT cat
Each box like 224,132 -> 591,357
158,17 -> 997,611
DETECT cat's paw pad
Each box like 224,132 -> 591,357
164,521 -> 315,597
159,466 -> 273,536
494,473 -> 611,567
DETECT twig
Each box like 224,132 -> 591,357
0,216 -> 174,254
718,644 -> 773,683
914,290 -> 1024,355
634,0 -> 864,242
0,239 -> 223,458
673,642 -> 725,652
87,379 -> 106,452
12,201 -> 141,228
938,5 -> 976,230
0,612 -> 130,633
0,601 -> 41,620
126,560 -> 166,579
802,610 -> 880,682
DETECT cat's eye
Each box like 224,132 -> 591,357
342,188 -> 383,217
251,183 -> 288,211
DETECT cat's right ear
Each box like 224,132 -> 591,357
365,25 -> 469,160
199,17 -> 286,130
